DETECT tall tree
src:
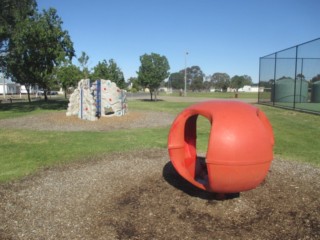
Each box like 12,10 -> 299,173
107,59 -> 125,89
91,59 -> 125,89
0,0 -> 37,70
202,80 -> 212,92
56,63 -> 81,98
137,53 -> 170,101
179,65 -> 204,91
6,8 -> 75,101
230,75 -> 253,91
311,74 -> 320,83
78,51 -> 90,78
190,75 -> 204,91
91,60 -> 108,80
168,72 -> 184,90
210,72 -> 230,92
127,77 -> 141,92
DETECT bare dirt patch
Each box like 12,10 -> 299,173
0,110 -> 175,132
0,149 -> 319,240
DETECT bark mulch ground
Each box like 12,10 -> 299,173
0,149 -> 319,240
0,107 -> 319,239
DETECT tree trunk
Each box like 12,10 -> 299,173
149,91 -> 153,101
44,91 -> 48,101
64,87 -> 67,99
154,89 -> 157,102
27,89 -> 31,103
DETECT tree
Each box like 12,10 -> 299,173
259,80 -> 272,88
91,59 -> 125,89
91,60 -> 108,80
78,51 -> 90,78
202,80 -> 212,92
6,8 -> 75,102
137,53 -> 170,101
210,72 -> 230,92
56,63 -> 81,98
107,59 -> 125,89
311,74 -> 320,83
0,0 -> 37,70
190,76 -> 204,91
230,75 -> 253,91
169,72 -> 184,90
179,65 -> 204,91
127,77 -> 141,92
296,73 -> 305,81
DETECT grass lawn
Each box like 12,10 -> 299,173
0,127 -> 168,182
273,102 -> 320,113
0,98 -> 319,182
0,98 -> 68,119
258,104 -> 320,165
160,91 -> 258,99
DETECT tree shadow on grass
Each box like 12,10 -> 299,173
139,99 -> 165,102
0,99 -> 68,113
162,161 -> 240,201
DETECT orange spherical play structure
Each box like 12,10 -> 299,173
167,101 -> 274,194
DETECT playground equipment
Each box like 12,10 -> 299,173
167,101 -> 274,195
66,79 -> 127,121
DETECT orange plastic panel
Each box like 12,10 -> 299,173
167,101 -> 274,193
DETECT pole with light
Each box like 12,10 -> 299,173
1,67 -> 5,99
184,51 -> 188,96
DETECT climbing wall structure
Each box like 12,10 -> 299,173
97,79 -> 128,117
66,79 -> 128,121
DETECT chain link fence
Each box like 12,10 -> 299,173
258,38 -> 320,114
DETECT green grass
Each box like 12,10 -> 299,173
0,98 -> 319,183
273,102 -> 320,113
258,105 -> 320,165
160,91 -> 258,99
128,100 -> 191,114
124,100 -> 320,166
0,127 -> 169,182
0,99 -> 68,119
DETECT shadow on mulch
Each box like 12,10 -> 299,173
162,161 -> 240,201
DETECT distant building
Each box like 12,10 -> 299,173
210,88 -> 223,92
158,87 -> 168,92
0,82 -> 40,95
1,72 -> 42,95
227,87 -> 237,92
0,82 -> 18,94
20,85 -> 37,94
236,85 -> 264,93
0,73 -> 17,94
0,82 -> 19,94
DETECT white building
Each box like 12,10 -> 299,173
1,72 -> 39,95
0,82 -> 19,94
20,85 -> 37,94
210,88 -> 223,92
238,85 -> 264,93
0,82 -> 39,95
0,73 -> 20,94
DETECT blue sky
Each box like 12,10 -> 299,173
37,0 -> 319,82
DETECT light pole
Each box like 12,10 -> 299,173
184,51 -> 188,96
1,68 -> 5,99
